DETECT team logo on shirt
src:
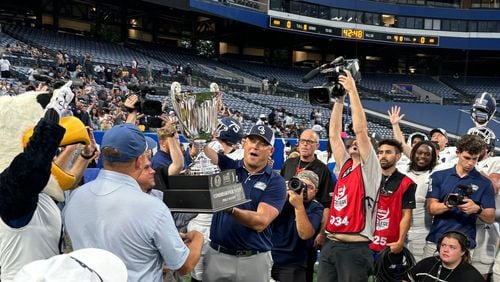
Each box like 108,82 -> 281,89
334,185 -> 347,211
427,178 -> 433,193
254,181 -> 267,191
375,208 -> 390,231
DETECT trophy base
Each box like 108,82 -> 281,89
156,170 -> 251,213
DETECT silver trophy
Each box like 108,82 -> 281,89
164,82 -> 249,212
170,81 -> 220,175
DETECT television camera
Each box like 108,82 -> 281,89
127,84 -> 163,128
302,56 -> 361,106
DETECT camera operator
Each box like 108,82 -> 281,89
424,134 -> 495,258
271,170 -> 324,282
318,70 -> 382,282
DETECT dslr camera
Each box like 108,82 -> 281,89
305,57 -> 361,106
445,184 -> 475,207
288,177 -> 308,198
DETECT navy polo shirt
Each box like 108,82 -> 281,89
271,200 -> 323,266
426,167 -> 495,248
151,150 -> 172,170
210,153 -> 287,252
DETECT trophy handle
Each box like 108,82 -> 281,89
210,83 -> 219,93
170,81 -> 192,141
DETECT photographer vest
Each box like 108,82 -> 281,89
326,159 -> 366,234
369,173 -> 414,252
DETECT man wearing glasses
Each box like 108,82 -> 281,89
281,128 -> 335,282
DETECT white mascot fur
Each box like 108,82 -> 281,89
0,82 -> 95,281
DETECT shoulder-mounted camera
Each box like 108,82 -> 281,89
303,56 -> 361,106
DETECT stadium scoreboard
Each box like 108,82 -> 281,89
270,17 -> 439,46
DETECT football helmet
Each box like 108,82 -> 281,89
467,126 -> 496,152
406,132 -> 428,147
215,117 -> 243,145
471,92 -> 497,126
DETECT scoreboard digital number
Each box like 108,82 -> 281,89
270,17 -> 439,47
342,28 -> 363,40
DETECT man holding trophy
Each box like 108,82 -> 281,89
165,82 -> 285,281
202,124 -> 287,282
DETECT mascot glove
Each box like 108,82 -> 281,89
48,81 -> 75,117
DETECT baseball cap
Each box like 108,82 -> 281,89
101,123 -> 146,162
13,248 -> 128,281
145,136 -> 157,150
145,136 -> 158,156
77,97 -> 89,105
247,125 -> 275,146
296,170 -> 319,188
430,128 -> 448,138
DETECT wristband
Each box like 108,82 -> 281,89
80,148 -> 97,160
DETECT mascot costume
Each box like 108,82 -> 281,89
0,81 -> 96,281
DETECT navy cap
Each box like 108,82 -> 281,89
102,124 -> 146,162
247,125 -> 275,146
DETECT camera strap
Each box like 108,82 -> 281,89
379,174 -> 393,195
295,159 -> 312,175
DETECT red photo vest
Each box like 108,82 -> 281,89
369,175 -> 414,252
326,159 -> 366,233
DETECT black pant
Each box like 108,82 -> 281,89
272,264 -> 307,282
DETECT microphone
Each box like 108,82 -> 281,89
302,57 -> 345,83
302,68 -> 320,83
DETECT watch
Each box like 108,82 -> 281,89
476,205 -> 483,215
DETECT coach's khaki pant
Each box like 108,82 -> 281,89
203,247 -> 272,282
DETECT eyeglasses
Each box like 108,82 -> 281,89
70,256 -> 103,282
298,139 -> 317,145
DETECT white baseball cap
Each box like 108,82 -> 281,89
14,248 -> 128,282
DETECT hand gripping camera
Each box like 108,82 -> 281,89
444,184 -> 475,207
302,56 -> 361,106
288,177 -> 308,201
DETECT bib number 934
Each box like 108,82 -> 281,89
329,216 -> 349,226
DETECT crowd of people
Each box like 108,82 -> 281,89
0,48 -> 498,282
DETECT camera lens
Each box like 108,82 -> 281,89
289,178 -> 301,190
308,87 -> 331,105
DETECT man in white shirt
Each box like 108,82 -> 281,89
0,55 -> 11,78
64,124 -> 203,282
430,128 -> 456,166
